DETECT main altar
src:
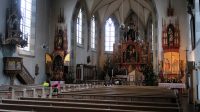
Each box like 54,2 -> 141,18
112,13 -> 151,80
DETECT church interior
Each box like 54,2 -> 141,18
0,0 -> 199,111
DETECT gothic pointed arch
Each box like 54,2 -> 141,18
89,11 -> 100,51
71,0 -> 90,80
104,15 -> 119,53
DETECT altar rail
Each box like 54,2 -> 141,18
158,83 -> 186,89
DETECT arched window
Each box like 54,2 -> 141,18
91,15 -> 95,49
19,0 -> 36,56
20,0 -> 32,51
77,9 -> 82,45
105,18 -> 115,52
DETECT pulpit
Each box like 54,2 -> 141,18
3,57 -> 22,85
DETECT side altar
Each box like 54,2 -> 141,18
160,1 -> 183,80
45,9 -> 68,81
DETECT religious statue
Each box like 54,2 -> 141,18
35,64 -> 39,76
125,45 -> 132,62
167,24 -> 175,47
125,45 -> 138,63
164,58 -> 170,72
171,59 -> 179,73
8,14 -> 19,30
123,28 -> 128,41
56,29 -> 63,49
7,0 -> 21,31
130,46 -> 136,62
127,24 -> 136,41
53,55 -> 63,71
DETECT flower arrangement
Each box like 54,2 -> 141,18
163,77 -> 181,83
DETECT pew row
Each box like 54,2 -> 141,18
58,86 -> 177,103
0,103 -> 153,112
2,99 -> 179,112
0,109 -> 31,112
20,97 -> 178,107
58,93 -> 177,102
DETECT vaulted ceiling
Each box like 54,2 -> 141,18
86,0 -> 156,26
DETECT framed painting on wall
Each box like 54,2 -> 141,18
163,52 -> 179,74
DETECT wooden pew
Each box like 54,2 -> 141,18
0,109 -> 32,112
20,97 -> 178,107
0,85 -> 180,112
0,103 -> 150,112
58,93 -> 176,102
58,86 -> 177,103
2,99 -> 179,112
61,86 -> 176,97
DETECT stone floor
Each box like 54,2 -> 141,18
181,96 -> 195,112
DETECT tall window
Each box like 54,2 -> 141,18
105,18 -> 115,52
77,9 -> 82,45
20,0 -> 32,51
91,15 -> 95,49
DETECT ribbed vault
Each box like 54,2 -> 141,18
86,0 -> 155,26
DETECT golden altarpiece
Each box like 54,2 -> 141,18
113,15 -> 151,77
161,3 -> 182,80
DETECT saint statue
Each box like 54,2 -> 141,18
56,29 -> 63,49
167,24 -> 175,47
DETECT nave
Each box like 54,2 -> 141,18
0,84 -> 181,112
0,0 -> 199,112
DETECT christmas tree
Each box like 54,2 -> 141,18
143,64 -> 157,86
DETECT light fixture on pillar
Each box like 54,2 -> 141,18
42,42 -> 49,51
120,0 -> 125,29
197,61 -> 200,70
